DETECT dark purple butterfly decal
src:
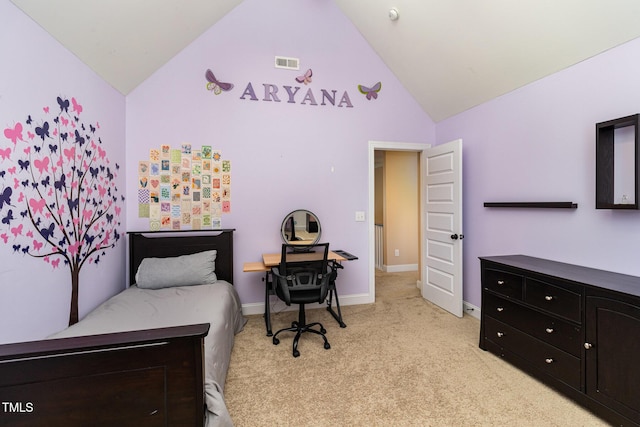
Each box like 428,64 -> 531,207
205,69 -> 234,94
295,69 -> 312,85
57,96 -> 70,113
35,121 -> 50,140
2,209 -> 14,225
40,223 -> 55,240
0,187 -> 13,209
358,82 -> 382,100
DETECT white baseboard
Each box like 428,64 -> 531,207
463,301 -> 481,320
243,293 -> 481,322
241,293 -> 374,317
384,264 -> 418,273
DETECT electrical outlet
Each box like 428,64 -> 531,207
355,211 -> 365,222
394,249 -> 400,257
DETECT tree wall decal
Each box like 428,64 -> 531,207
1,96 -> 123,325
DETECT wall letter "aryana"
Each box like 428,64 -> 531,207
240,82 -> 353,108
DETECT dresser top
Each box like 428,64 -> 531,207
479,255 -> 640,298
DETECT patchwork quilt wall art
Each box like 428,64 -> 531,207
137,144 -> 231,230
1,96 -> 123,325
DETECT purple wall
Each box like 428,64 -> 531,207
437,37 -> 640,308
0,1 -> 126,343
125,0 -> 435,307
12,0 -> 640,342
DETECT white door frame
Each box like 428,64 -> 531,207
368,140 -> 431,301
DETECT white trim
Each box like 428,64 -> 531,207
463,301 -> 481,320
241,293 -> 373,317
384,264 -> 419,273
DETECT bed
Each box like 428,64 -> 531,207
0,229 -> 245,426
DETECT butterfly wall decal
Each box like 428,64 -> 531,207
57,96 -> 70,113
296,69 -> 313,85
71,97 -> 83,115
4,123 -> 23,144
35,121 -> 50,140
205,69 -> 234,95
358,82 -> 382,100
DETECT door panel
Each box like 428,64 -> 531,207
422,139 -> 463,317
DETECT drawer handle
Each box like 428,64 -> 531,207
496,332 -> 504,338
545,358 -> 554,364
497,280 -> 505,285
545,328 -> 554,334
544,295 -> 554,301
496,307 -> 504,312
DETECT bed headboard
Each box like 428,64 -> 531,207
127,229 -> 235,287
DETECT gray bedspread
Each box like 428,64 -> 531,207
49,281 -> 246,426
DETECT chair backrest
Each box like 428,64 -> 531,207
272,243 -> 331,305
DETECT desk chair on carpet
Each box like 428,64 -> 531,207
271,243 -> 333,357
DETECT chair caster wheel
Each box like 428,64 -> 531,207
273,337 -> 280,345
320,327 -> 326,334
324,342 -> 331,350
293,350 -> 300,357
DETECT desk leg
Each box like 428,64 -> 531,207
264,271 -> 273,336
327,283 -> 346,328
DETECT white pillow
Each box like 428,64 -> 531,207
135,250 -> 217,289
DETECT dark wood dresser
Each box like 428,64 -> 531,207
479,255 -> 640,426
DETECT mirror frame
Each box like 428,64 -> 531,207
280,209 -> 321,249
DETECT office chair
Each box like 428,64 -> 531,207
271,243 -> 332,357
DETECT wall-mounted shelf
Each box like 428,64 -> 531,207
596,114 -> 640,209
484,202 -> 578,209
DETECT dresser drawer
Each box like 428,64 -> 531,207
483,293 -> 582,356
484,317 -> 581,389
484,268 -> 523,299
525,278 -> 582,322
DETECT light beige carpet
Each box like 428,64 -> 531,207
225,271 -> 608,426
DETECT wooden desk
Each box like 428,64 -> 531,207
243,251 -> 347,272
243,251 -> 352,336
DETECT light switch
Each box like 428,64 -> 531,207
355,211 -> 366,222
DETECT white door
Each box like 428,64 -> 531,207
422,139 -> 463,317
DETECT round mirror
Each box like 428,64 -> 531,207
281,210 -> 321,246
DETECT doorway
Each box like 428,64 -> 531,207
368,141 -> 429,301
374,150 -> 420,273
368,139 -> 464,317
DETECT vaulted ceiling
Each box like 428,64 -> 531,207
11,0 -> 640,122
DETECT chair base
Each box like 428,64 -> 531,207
272,304 -> 330,357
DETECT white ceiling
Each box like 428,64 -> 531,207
11,0 -> 640,122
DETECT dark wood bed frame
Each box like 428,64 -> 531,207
0,229 -> 235,426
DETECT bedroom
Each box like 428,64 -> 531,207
2,0 -> 640,424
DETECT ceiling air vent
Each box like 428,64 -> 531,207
275,56 -> 299,70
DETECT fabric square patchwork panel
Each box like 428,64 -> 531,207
138,145 -> 230,229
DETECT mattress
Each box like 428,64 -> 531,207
49,281 -> 246,427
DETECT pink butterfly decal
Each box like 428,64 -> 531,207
0,147 -> 11,161
296,69 -> 313,85
205,69 -> 234,95
4,123 -> 23,144
29,198 -> 46,214
34,157 -> 50,174
72,97 -> 83,115
358,82 -> 382,100
11,223 -> 23,238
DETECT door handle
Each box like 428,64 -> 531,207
451,234 -> 459,240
